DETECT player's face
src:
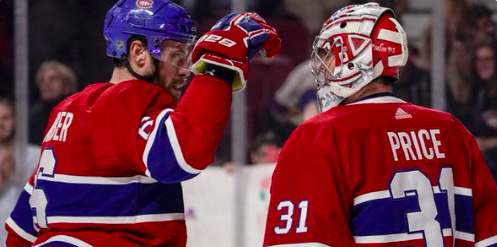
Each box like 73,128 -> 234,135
324,53 -> 336,79
155,40 -> 192,102
0,104 -> 14,142
314,48 -> 336,82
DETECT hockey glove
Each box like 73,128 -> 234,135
191,12 -> 281,92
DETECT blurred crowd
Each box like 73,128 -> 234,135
0,2 -> 497,235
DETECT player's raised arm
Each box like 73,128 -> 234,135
137,12 -> 281,184
5,2 -> 281,246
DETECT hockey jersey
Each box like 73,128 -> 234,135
6,75 -> 232,247
264,94 -> 497,247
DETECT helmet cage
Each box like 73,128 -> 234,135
310,37 -> 343,89
310,33 -> 375,99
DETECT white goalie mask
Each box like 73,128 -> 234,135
310,2 -> 408,112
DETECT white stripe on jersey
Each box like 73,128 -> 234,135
475,235 -> 497,247
348,96 -> 406,105
354,228 -> 474,244
266,243 -> 331,247
455,230 -> 475,242
5,217 -> 37,243
141,108 -> 201,176
164,117 -> 201,175
24,182 -> 34,195
47,213 -> 185,225
353,186 -> 473,206
353,190 -> 391,206
354,232 -> 423,243
454,186 -> 473,197
33,235 -> 93,247
36,174 -> 157,185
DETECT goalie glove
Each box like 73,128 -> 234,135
191,12 -> 281,92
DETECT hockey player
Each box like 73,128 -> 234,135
5,0 -> 280,246
264,3 -> 497,247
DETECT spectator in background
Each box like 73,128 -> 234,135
0,97 -> 40,243
471,38 -> 497,182
420,0 -> 477,117
274,59 -> 319,128
29,60 -> 77,145
223,131 -> 282,171
283,0 -> 350,36
474,4 -> 496,41
249,132 -> 281,165
393,45 -> 431,107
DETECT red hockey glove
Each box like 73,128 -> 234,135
191,12 -> 281,92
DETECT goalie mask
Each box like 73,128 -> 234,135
310,2 -> 408,112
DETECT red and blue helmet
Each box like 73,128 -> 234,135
104,0 -> 196,60
310,2 -> 408,112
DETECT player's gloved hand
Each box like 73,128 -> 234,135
191,12 -> 281,92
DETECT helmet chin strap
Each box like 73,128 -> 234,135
124,57 -> 159,83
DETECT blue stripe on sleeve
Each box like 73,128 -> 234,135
145,111 -> 199,184
9,190 -> 38,237
38,241 -> 79,247
455,194 -> 474,233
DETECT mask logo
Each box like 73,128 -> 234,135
317,86 -> 344,112
136,0 -> 153,8
319,92 -> 335,109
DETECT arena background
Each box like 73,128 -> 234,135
2,0 -> 497,246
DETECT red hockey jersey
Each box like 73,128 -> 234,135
6,75 -> 231,247
264,94 -> 497,247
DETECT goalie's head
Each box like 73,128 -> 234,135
310,2 -> 408,112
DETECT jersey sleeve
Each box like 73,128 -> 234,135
457,120 -> 497,246
138,75 -> 231,184
263,125 -> 355,247
107,75 -> 232,184
5,177 -> 38,247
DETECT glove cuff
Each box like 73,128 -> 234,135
201,63 -> 237,86
191,54 -> 248,92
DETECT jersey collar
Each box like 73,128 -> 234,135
348,92 -> 406,105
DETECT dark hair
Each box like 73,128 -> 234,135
379,76 -> 398,86
250,132 -> 279,155
471,37 -> 497,82
473,4 -> 493,19
113,35 -> 148,68
0,97 -> 14,115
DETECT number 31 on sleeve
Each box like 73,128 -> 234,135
274,200 -> 309,234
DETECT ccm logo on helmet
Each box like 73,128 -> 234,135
198,34 -> 237,48
136,0 -> 153,8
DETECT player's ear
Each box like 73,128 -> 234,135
129,40 -> 148,68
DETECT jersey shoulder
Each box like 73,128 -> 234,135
58,80 -> 175,110
96,80 -> 175,110
293,102 -> 464,148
